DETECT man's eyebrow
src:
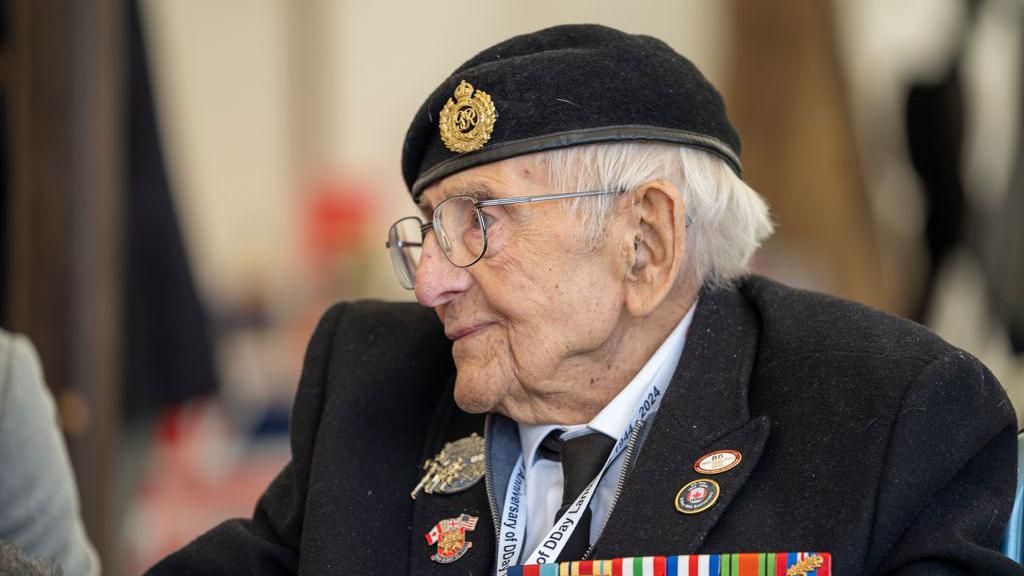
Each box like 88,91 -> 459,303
416,182 -> 496,212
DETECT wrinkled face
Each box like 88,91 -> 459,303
415,156 -> 631,422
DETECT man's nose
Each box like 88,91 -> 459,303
414,233 -> 474,307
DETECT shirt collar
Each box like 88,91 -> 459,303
517,301 -> 698,465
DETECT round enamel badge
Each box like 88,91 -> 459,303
675,478 -> 720,514
693,449 -> 742,475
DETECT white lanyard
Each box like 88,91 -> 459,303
495,379 -> 666,576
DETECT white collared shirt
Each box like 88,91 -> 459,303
515,303 -> 697,556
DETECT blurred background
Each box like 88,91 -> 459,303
2,0 -> 1022,573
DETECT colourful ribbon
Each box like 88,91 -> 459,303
507,552 -> 831,576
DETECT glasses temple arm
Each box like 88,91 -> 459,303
385,240 -> 424,248
475,188 -> 621,207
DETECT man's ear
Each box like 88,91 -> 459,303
623,180 -> 686,317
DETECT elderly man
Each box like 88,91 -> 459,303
150,25 -> 1020,575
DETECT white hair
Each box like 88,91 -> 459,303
536,142 -> 774,291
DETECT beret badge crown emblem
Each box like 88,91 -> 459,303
439,80 -> 497,153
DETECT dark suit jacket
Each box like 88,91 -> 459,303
148,276 -> 1022,575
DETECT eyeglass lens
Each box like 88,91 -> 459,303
435,197 -> 486,267
388,217 -> 423,289
387,196 -> 488,289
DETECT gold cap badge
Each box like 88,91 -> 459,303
439,80 -> 497,153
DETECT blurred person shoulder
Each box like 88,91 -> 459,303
0,330 -> 100,576
0,541 -> 64,576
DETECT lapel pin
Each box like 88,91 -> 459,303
425,513 -> 478,564
675,478 -> 720,514
411,433 -> 486,499
694,449 -> 742,475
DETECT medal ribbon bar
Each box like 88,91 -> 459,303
507,552 -> 830,576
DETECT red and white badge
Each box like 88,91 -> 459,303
693,449 -> 742,474
425,513 -> 478,564
675,478 -> 720,514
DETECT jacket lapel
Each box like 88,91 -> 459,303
591,285 -> 771,560
407,381 -> 494,576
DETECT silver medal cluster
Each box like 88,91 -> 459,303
410,433 -> 485,499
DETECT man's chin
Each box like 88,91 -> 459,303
452,375 -> 502,414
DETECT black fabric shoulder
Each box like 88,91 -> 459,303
738,275 -> 952,370
293,299 -> 455,573
868,348 -> 1019,574
146,300 -> 456,575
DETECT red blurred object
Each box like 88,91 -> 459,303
303,177 -> 375,270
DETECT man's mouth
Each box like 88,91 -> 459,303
446,323 -> 493,341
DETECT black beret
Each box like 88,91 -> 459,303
401,24 -> 741,201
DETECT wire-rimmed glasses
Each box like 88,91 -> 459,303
386,189 -> 621,289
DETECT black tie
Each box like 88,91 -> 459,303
540,431 -> 616,562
